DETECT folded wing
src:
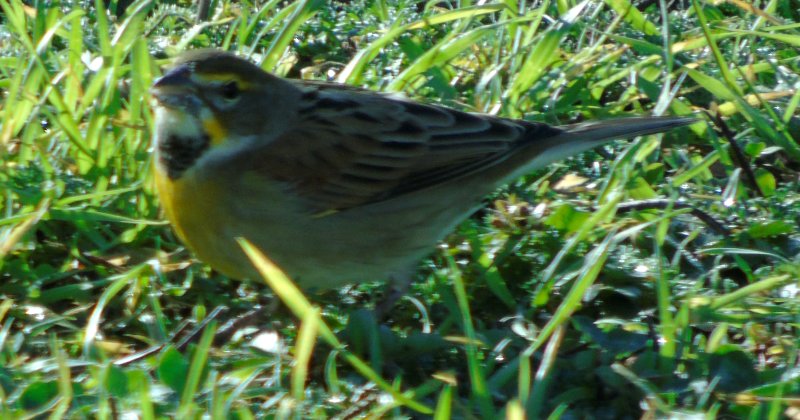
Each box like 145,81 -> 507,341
250,83 -> 561,211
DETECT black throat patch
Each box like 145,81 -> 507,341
158,133 -> 211,179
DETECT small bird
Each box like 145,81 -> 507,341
150,49 -> 695,291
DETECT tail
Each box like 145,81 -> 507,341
558,115 -> 698,142
503,115 -> 698,181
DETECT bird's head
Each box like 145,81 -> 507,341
150,50 -> 298,179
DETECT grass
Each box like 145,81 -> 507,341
1,0 -> 799,417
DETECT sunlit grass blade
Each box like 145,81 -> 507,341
405,3 -> 510,30
708,275 -> 794,310
238,239 -> 433,415
531,231 -> 615,353
603,0 -> 659,36
387,25 -> 495,92
83,266 -> 149,356
525,326 -> 565,416
433,383 -> 453,420
0,198 -> 49,259
291,307 -> 319,402
177,321 -> 217,418
260,0 -> 321,72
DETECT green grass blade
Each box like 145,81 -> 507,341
291,307 -> 319,402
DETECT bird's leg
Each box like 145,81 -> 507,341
374,271 -> 413,319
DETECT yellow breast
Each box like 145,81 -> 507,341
154,166 -> 252,279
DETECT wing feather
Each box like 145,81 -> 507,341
248,83 -> 555,211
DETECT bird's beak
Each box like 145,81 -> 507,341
151,65 -> 198,110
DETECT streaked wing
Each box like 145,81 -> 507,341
252,83 -> 560,211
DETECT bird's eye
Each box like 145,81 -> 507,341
221,81 -> 240,100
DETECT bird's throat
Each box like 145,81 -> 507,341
157,132 -> 210,179
154,106 -> 211,179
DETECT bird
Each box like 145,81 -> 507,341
150,49 -> 695,293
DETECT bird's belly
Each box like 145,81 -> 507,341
252,187 -> 480,289
156,168 -> 483,290
236,201 -> 440,290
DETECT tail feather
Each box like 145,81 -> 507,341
559,115 -> 698,143
503,115 -> 698,182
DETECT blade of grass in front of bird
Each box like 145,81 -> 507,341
292,307 -> 319,402
238,239 -> 434,415
237,239 -> 329,337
